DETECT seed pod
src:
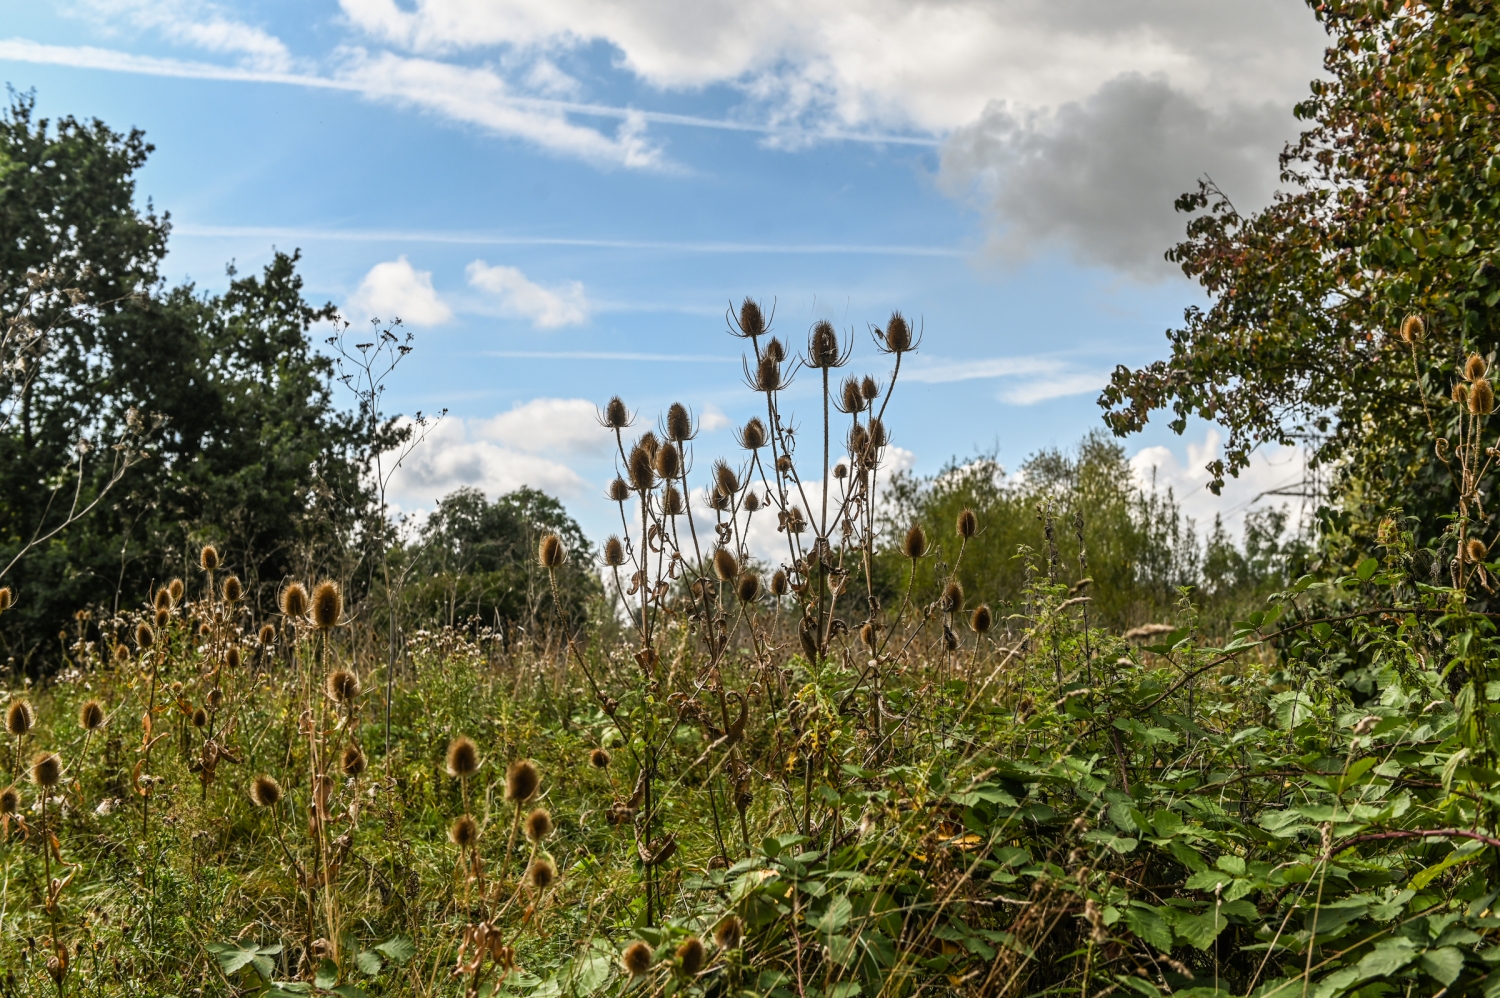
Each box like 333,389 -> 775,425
621,941 -> 654,977
326,669 -> 360,703
155,609 -> 169,629
191,707 -> 208,728
222,576 -> 242,602
200,545 -> 220,572
168,578 -> 184,603
604,536 -> 626,567
628,445 -> 655,492
603,396 -> 631,429
449,814 -> 479,849
1468,537 -> 1488,563
606,477 -> 631,503
1399,314 -> 1424,343
1454,382 -> 1470,406
1471,378 -> 1495,415
676,937 -> 705,977
736,572 -> 762,604
764,337 -> 786,364
528,856 -> 558,889
31,752 -> 61,788
155,586 -> 172,613
135,622 -> 154,649
539,533 -> 565,569
738,297 -> 766,337
940,579 -> 964,613
662,486 -> 685,516
713,547 -> 738,581
807,320 -> 842,368
771,570 -> 790,596
250,774 -> 282,807
755,354 -> 782,393
280,582 -> 309,619
1467,353 -> 1489,382
883,312 -> 912,353
446,736 -> 480,779
903,524 -> 928,559
258,624 -> 276,646
666,402 -> 694,442
714,460 -> 739,495
310,581 -> 342,630
79,700 -> 105,731
957,509 -> 978,539
342,743 -> 367,778
743,492 -> 762,513
0,587 -> 11,613
525,807 -> 554,841
0,786 -> 17,814
861,375 -> 880,400
707,487 -> 731,511
840,376 -> 864,413
7,700 -> 35,737
714,915 -> 743,950
589,747 -> 612,769
113,643 -> 130,664
654,442 -> 681,480
738,417 -> 767,450
971,604 -> 993,634
775,453 -> 793,475
506,759 -> 540,802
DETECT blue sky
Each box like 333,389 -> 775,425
1,0 -> 1329,547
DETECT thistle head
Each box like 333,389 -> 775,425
628,444 -> 655,492
860,375 -> 880,401
764,337 -> 786,364
279,582 -> 309,619
528,856 -> 558,889
1467,353 -> 1489,382
713,460 -> 739,495
154,586 -> 173,613
714,915 -> 743,950
940,579 -> 964,613
771,570 -> 790,597
310,581 -> 342,630
31,751 -> 61,788
225,646 -> 241,670
621,941 -> 654,978
676,937 -> 705,977
806,320 -> 844,369
957,509 -> 979,539
736,572 -> 762,604
880,311 -> 914,353
222,575 -> 242,602
539,533 -> 566,569
191,707 -> 208,729
1472,378 -> 1495,416
662,485 -> 685,517
867,417 -> 888,450
838,376 -> 865,413
341,743 -> 367,778
654,442 -> 681,480
0,588 -> 12,614
1468,538 -> 1489,563
737,297 -> 766,337
168,578 -> 184,603
743,491 -> 762,512
604,536 -> 626,567
1399,314 -> 1424,343
713,547 -> 738,582
607,477 -> 632,503
752,354 -> 783,393
446,736 -> 480,779
155,609 -> 169,630
0,786 -> 17,814
971,604 -> 993,634
258,624 -> 276,646
135,622 -> 155,649
589,747 -> 612,769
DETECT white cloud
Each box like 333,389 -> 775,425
385,415 -> 588,514
347,256 -> 452,326
1130,429 -> 1309,538
477,398 -> 611,457
465,260 -> 591,327
998,372 -> 1108,406
76,0 -> 294,72
905,354 -> 1107,405
699,403 -> 731,433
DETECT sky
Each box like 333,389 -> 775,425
1,0 -> 1330,553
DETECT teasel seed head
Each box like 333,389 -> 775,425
7,700 -> 35,737
326,669 -> 360,704
903,524 -> 928,560
738,417 -> 767,450
168,578 -> 184,603
666,402 -> 695,442
971,604 -> 993,634
628,444 -> 656,492
882,311 -> 913,353
941,579 -> 964,613
528,856 -> 558,889
867,416 -> 888,450
191,707 -> 208,729
207,687 -> 224,710
621,941 -> 654,977
1468,537 -> 1488,563
342,743 -> 367,778
860,621 -> 878,648
155,609 -> 169,629
607,477 -> 632,503
225,646 -> 240,670
738,297 -> 766,337
0,786 -> 17,814
1454,382 -> 1470,406
604,536 -> 626,567
714,460 -> 740,495
957,509 -> 978,539
637,430 -> 660,460
506,759 -> 541,802
708,486 -> 731,512
662,485 -> 685,517
713,547 -> 739,582
279,582 -> 309,619
714,915 -> 744,950
135,622 -> 154,649
449,814 -> 479,849
525,806 -> 554,841
1467,353 -> 1489,382
676,937 -> 705,977
771,570 -> 790,597
839,376 -> 865,413
31,751 -> 61,788
1471,378 -> 1495,416
754,354 -> 782,393
764,337 -> 786,364
0,587 -> 11,613
249,774 -> 282,808
807,320 -> 843,368
200,545 -> 220,572
848,423 -> 870,463
446,736 -> 480,779
113,643 -> 130,664
833,462 -> 848,480
775,453 -> 794,475
154,586 -> 172,613
589,747 -> 612,769
944,626 -> 959,652
861,375 -> 880,401
736,572 -> 762,604
79,700 -> 105,731
654,442 -> 681,480
603,396 -> 632,429
743,491 -> 762,513
222,575 -> 242,602
310,581 -> 342,630
1399,314 -> 1424,343
539,533 -> 566,569
258,623 -> 276,646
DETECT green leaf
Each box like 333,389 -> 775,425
1354,936 -> 1419,978
354,950 -> 382,976
374,937 -> 415,964
1174,909 -> 1227,950
826,983 -> 861,998
1357,557 -> 1379,580
331,987 -> 369,998
1185,870 -> 1230,892
1422,947 -> 1465,986
813,895 -> 853,935
1123,906 -> 1173,952
565,952 -> 612,996
314,959 -> 339,989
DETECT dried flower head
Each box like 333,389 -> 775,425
113,643 -> 130,664
250,774 -> 282,808
506,759 -> 541,802
861,375 -> 880,400
676,936 -> 705,977
807,320 -> 843,368
446,736 -> 480,779
707,486 -> 731,512
135,622 -> 155,649
971,604 -> 993,634
222,575 -> 242,602
621,941 -> 654,977
154,586 -> 172,613
525,806 -> 554,841
775,453 -> 794,475
449,814 -> 479,849
882,311 -> 913,353
207,687 -> 224,710
839,376 -> 865,413
155,609 -> 170,629
589,747 -> 612,769
654,442 -> 681,480
79,700 -> 105,731
713,547 -> 738,582
528,856 -> 558,889
326,669 -> 360,703
714,915 -> 744,950
200,545 -> 220,572
604,536 -> 626,567
168,578 -> 184,603
31,751 -> 61,788
867,417 -> 888,450
7,700 -> 35,737
1454,382 -> 1470,406
743,491 -> 762,513
764,337 -> 786,364
628,444 -> 656,492
1467,353 -> 1489,382
1468,538 -> 1488,564
1471,378 -> 1495,416
737,417 -> 767,450
0,587 -> 11,613
941,579 -> 964,613
957,509 -> 979,539
662,485 -> 685,517
0,786 -> 17,814
736,572 -> 762,604
833,462 -> 848,480
752,354 -> 782,393
279,582 -> 309,619
310,581 -> 342,630
714,460 -> 740,495
771,570 -> 790,597
903,524 -> 928,560
738,297 -> 766,337
191,707 -> 208,729
539,533 -> 566,569
1399,314 -> 1425,343
603,396 -> 632,429
637,431 -> 660,459
258,624 -> 276,646
666,402 -> 695,442
341,743 -> 367,778
225,646 -> 241,670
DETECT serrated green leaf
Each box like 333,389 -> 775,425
354,950 -> 382,976
331,986 -> 369,998
1174,909 -> 1227,950
374,937 -> 415,964
314,959 -> 339,989
1123,906 -> 1173,952
1422,947 -> 1465,986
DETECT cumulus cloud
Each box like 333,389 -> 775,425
1130,429 -> 1309,538
465,260 -> 591,328
939,73 -> 1295,278
346,256 -> 452,326
477,398 -> 611,457
385,415 -> 588,514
